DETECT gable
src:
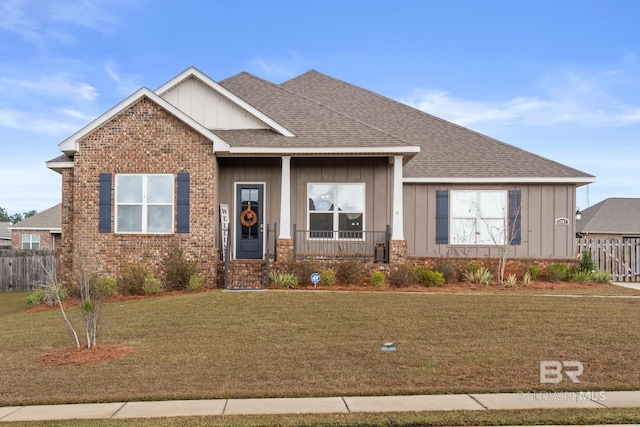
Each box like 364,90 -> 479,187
161,76 -> 270,130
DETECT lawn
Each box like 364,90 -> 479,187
1,286 -> 639,408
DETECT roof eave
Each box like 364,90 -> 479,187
403,176 -> 597,185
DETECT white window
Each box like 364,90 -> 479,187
22,234 -> 40,249
307,183 -> 365,239
450,190 -> 507,245
116,174 -> 174,233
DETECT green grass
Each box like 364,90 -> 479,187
1,287 -> 639,408
3,408 -> 640,427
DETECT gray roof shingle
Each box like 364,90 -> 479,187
280,70 -> 593,180
11,204 -> 61,230
218,72 -> 414,151
577,198 -> 640,235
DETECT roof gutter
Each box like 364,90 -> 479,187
404,176 -> 596,185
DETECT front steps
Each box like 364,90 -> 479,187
220,259 -> 268,290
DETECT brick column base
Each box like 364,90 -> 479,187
389,239 -> 408,264
276,238 -> 294,264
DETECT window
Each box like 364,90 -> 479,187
116,174 -> 174,233
22,234 -> 40,249
450,190 -> 507,245
308,183 -> 365,239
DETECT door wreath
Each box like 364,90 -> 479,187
240,203 -> 258,227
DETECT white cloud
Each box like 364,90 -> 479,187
104,63 -> 143,97
0,0 -> 142,45
0,73 -> 98,101
251,53 -> 302,81
401,68 -> 640,129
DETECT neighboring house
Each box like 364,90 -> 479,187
9,204 -> 62,250
0,222 -> 11,249
577,198 -> 640,239
46,67 -> 594,286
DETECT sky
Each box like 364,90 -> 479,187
1,0 -> 639,215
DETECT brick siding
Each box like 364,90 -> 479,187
60,97 -> 217,285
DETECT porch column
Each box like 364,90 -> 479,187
392,155 -> 404,240
279,156 -> 291,239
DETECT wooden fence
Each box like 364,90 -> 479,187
576,238 -> 640,282
0,250 -> 57,292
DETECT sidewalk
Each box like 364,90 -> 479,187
1,391 -> 639,422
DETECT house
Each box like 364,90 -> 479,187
0,223 -> 11,249
47,67 -> 594,287
9,204 -> 62,250
577,198 -> 640,239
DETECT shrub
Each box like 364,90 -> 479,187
577,249 -> 597,273
187,272 -> 205,291
463,267 -> 493,285
572,270 -> 593,284
527,265 -> 541,281
522,271 -> 533,285
142,275 -> 164,295
432,256 -> 460,283
26,289 -> 46,307
284,259 -> 318,285
93,276 -> 116,299
504,274 -> 518,287
388,264 -> 417,287
335,257 -> 362,285
467,262 -> 482,273
163,246 -> 197,291
592,270 -> 612,283
371,271 -> 386,287
320,269 -> 336,286
119,262 -> 148,295
548,263 -> 571,282
269,271 -> 298,288
413,266 -> 445,287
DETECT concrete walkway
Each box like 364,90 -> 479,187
612,281 -> 640,291
1,391 -> 639,422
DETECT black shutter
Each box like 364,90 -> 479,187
177,173 -> 190,233
98,173 -> 112,233
436,190 -> 449,244
508,190 -> 521,245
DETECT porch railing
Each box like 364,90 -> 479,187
293,224 -> 390,263
265,222 -> 278,288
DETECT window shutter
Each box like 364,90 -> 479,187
508,190 -> 521,245
177,172 -> 190,233
98,173 -> 112,233
436,190 -> 449,244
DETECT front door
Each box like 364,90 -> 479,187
235,184 -> 264,259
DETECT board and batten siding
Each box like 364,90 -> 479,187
161,77 -> 268,130
404,183 -> 577,258
290,158 -> 392,234
217,158 -> 282,231
217,157 -> 393,238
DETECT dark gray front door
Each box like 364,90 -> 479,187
235,184 -> 264,259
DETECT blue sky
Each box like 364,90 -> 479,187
1,0 -> 639,215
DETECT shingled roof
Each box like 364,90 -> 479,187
280,70 -> 594,182
217,72 -> 416,153
11,204 -> 61,231
577,198 -> 640,235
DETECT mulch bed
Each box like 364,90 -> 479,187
35,345 -> 137,366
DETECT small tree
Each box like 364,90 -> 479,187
41,248 -> 113,349
476,195 -> 522,285
41,261 -> 80,348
